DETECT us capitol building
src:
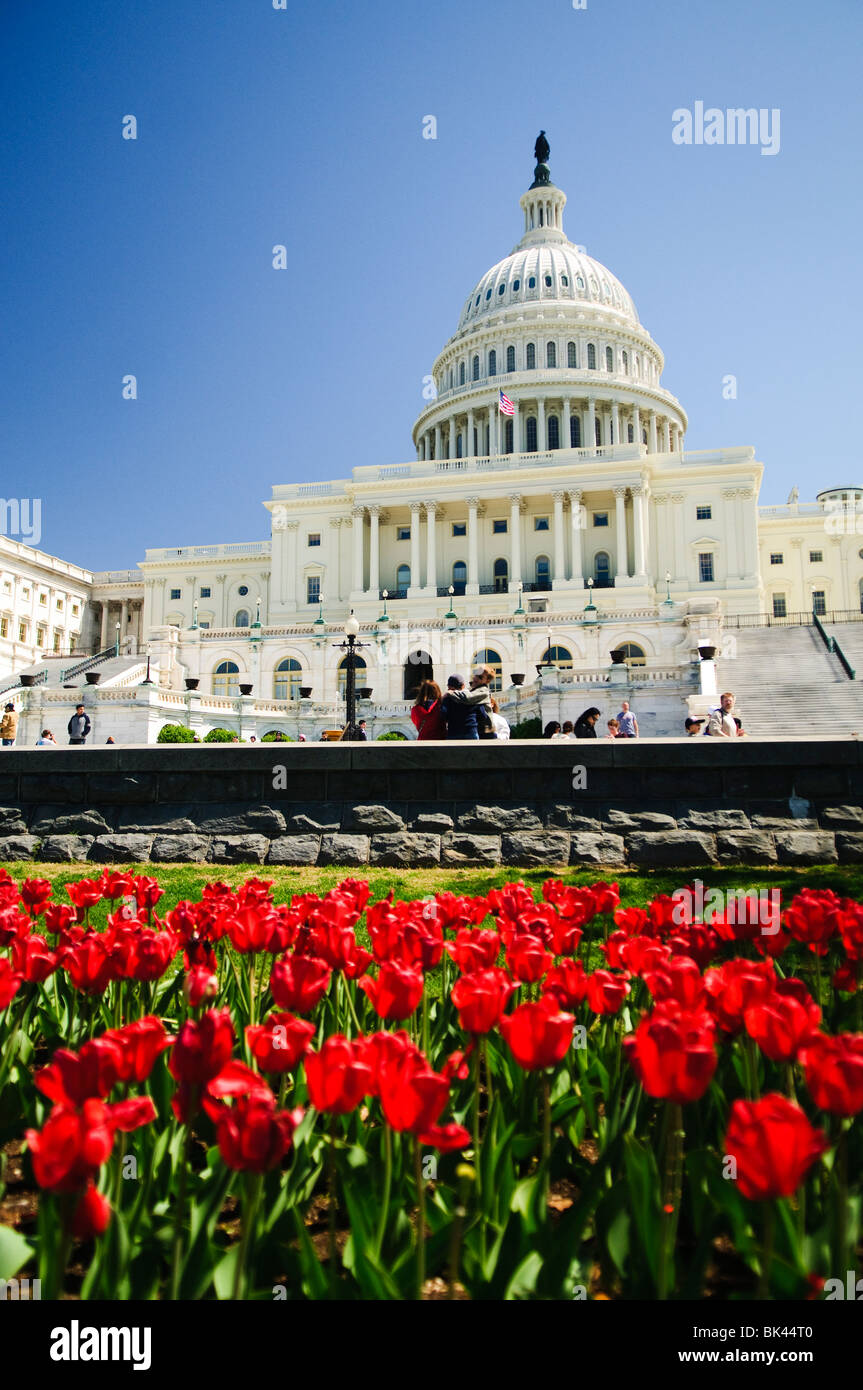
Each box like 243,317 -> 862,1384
4,137 -> 862,741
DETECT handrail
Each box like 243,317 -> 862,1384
0,669 -> 48,696
813,612 -> 856,679
59,646 -> 118,682
812,611 -> 832,652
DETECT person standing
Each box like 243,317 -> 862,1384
616,701 -> 638,738
706,692 -> 740,738
357,720 -> 368,741
36,729 -> 57,746
489,698 -> 510,740
551,720 -> 575,741
574,707 -> 601,739
442,675 -> 487,740
67,704 -> 91,745
1,703 -> 18,746
606,718 -> 620,740
411,680 -> 446,740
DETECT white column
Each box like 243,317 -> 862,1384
552,490 -> 566,584
537,397 -> 546,452
100,602 -> 110,648
368,505 -> 381,596
467,496 -> 480,594
562,398 -> 571,450
286,521 -> 299,609
448,418 -> 456,460
434,423 -> 442,459
328,517 -> 343,600
631,486 -> 647,578
652,496 -> 668,588
466,409 -> 475,457
722,489 -> 739,581
512,400 -> 521,454
351,508 -> 364,594
488,404 -> 498,457
649,411 -> 658,454
587,398 -> 596,451
663,418 -> 671,452
569,489 -> 584,587
632,405 -> 641,446
614,486 -> 628,580
425,502 -> 438,592
409,502 -> 422,592
738,488 -> 758,581
509,494 -> 523,590
120,599 -> 128,645
671,493 -> 686,581
611,402 -> 620,447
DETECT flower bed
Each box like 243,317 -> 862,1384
0,869 -> 861,1300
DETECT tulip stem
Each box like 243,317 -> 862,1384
327,1114 -> 338,1296
344,979 -> 362,1037
658,1102 -> 684,1300
170,1123 -> 191,1300
232,1172 -> 263,1300
414,1137 -> 426,1300
541,1071 -> 551,1206
375,1124 -> 393,1259
757,1204 -> 775,1299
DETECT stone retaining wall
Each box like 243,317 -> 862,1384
0,740 -> 860,868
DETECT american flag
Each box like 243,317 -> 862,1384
498,389 -> 515,416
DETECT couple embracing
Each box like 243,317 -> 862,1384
411,666 -> 508,740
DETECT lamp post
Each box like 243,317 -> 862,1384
664,570 -> 673,607
583,576 -> 597,623
114,622 -> 121,656
192,600 -> 199,630
445,584 -> 458,631
140,643 -> 153,685
512,583 -> 526,652
333,613 -> 366,740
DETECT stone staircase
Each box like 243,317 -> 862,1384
717,625 -> 861,737
825,621 -> 863,677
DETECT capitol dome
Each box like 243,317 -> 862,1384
457,241 -> 639,332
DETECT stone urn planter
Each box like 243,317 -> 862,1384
184,678 -> 199,691
85,672 -> 101,685
299,686 -> 313,699
239,683 -> 253,696
510,673 -> 525,686
698,645 -> 717,661
357,687 -> 373,700
19,674 -> 36,687
609,649 -> 626,664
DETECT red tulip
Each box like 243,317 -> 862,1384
704,958 -> 776,1034
11,932 -> 57,983
743,994 -> 819,1063
61,935 -> 115,994
799,1033 -> 863,1116
43,903 -> 78,936
98,871 -> 137,901
378,1050 -> 449,1135
133,876 -> 165,912
643,956 -> 706,1011
26,1096 -> 155,1192
184,964 -> 218,1007
444,928 -> 501,974
359,960 -> 424,1021
0,957 -> 23,1009
304,1036 -> 372,1115
216,1095 -> 302,1172
724,1094 -> 829,1200
269,954 -> 331,1013
585,969 -> 630,1015
544,959 -> 589,1010
506,933 -> 552,984
450,968 -> 515,1035
500,997 -> 575,1071
35,1037 -> 125,1106
360,1030 -> 419,1097
169,1008 -> 235,1085
309,919 -> 373,979
246,1013 -> 315,1073
623,1003 -> 717,1104
20,878 -> 53,916
65,879 -> 105,918
71,1180 -> 112,1239
103,1016 -> 173,1084
783,889 -> 841,956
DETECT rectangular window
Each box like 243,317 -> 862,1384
21,587 -> 29,599
492,519 -> 507,534
199,621 -> 210,630
18,622 -> 27,642
772,594 -> 787,618
812,590 -> 826,616
451,522 -> 466,537
0,618 -> 7,637
39,592 -> 47,605
534,516 -> 550,531
56,599 -> 63,610
696,505 -> 712,521
593,512 -> 609,527
698,552 -> 715,583
308,533 -> 321,547
170,588 -> 181,600
53,631 -> 61,652
2,582 -> 10,594
769,553 -> 783,565
200,587 -> 211,598
809,550 -> 823,563
396,526 -> 411,541
307,575 -> 321,605
36,627 -> 45,646
72,603 -> 79,615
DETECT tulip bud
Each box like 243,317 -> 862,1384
184,966 -> 218,1008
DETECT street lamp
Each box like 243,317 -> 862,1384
445,584 -> 458,631
253,596 -> 262,628
192,600 -> 199,630
114,621 -> 121,656
664,570 -> 673,606
512,582 -> 526,651
140,643 -> 153,685
545,625 -> 554,666
334,613 -> 366,740
313,594 -> 326,646
583,576 -> 598,623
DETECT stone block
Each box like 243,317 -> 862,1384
369,833 -> 441,868
20,775 -> 86,804
751,815 -> 818,830
197,805 -> 286,836
626,831 -> 718,867
88,834 -> 154,863
39,834 -> 95,863
158,772 -> 266,803
679,809 -> 751,831
266,835 -> 321,866
88,774 -> 157,804
500,831 -> 570,866
209,835 -> 271,865
457,804 -> 542,834
287,807 -> 341,833
0,835 -> 38,860
441,834 -> 501,868
544,806 -> 603,832
439,771 -> 513,800
819,805 -> 863,830
836,833 -> 863,863
30,807 -> 113,837
773,831 -> 838,865
151,835 -> 211,863
411,812 -> 454,833
118,807 -> 199,834
318,834 -> 371,866
716,831 -> 778,865
0,806 -> 28,835
343,804 -> 406,833
569,833 -> 626,867
605,810 -> 678,830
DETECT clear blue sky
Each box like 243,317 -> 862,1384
2,0 -> 860,570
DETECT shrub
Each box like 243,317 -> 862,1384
261,731 -> 294,742
157,723 -> 195,743
376,730 -> 408,740
203,727 -> 237,743
511,716 -> 542,739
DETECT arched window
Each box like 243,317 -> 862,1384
506,345 -> 516,373
628,423 -> 634,443
274,657 -> 302,701
472,355 -> 480,381
493,559 -> 508,593
526,342 -> 536,369
488,349 -> 497,377
472,647 -> 503,691
213,661 -> 240,697
459,361 -> 465,385
587,342 -> 596,369
616,642 -> 646,667
594,552 -> 611,588
567,341 -> 577,368
541,644 -> 573,669
452,560 -> 467,594
642,429 -> 648,445
547,415 -> 560,450
570,415 -> 581,448
546,342 -> 556,368
338,655 -> 366,700
606,346 -> 614,371
396,564 -> 411,591
535,555 -> 551,589
594,416 -> 602,447
456,433 -> 463,459
235,609 -> 250,628
505,418 -> 514,454
526,416 -> 537,452
622,351 -> 629,374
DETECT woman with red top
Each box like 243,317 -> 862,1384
411,680 -> 446,740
